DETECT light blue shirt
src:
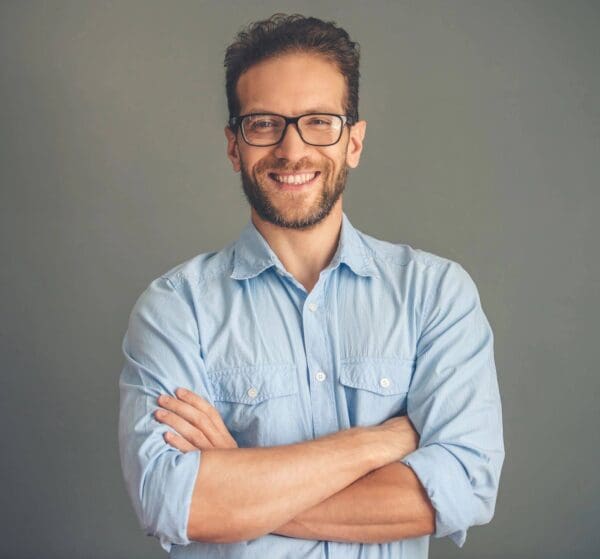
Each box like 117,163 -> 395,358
118,212 -> 504,558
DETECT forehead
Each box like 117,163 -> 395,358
236,52 -> 346,115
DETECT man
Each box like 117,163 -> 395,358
118,13 -> 504,558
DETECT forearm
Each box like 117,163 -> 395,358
272,462 -> 436,543
188,426 -> 404,543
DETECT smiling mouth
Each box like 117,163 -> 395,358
268,171 -> 321,186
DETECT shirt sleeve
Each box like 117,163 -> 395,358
118,275 -> 213,553
400,260 -> 505,548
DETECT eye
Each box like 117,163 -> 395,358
307,117 -> 332,126
246,116 -> 283,132
253,120 -> 275,129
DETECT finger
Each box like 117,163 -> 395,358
175,388 -> 225,427
163,430 -> 198,453
157,394 -> 224,447
175,388 -> 232,433
154,408 -> 213,449
175,389 -> 238,449
175,388 -> 239,448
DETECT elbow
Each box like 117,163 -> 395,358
133,449 -> 202,549
186,511 -> 226,544
138,494 -> 192,548
425,443 -> 503,539
185,460 -> 272,544
186,497 -> 256,544
184,474 -> 234,543
471,493 -> 499,528
471,449 -> 504,528
187,525 -> 240,545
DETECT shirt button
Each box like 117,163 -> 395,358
308,302 -> 318,312
380,377 -> 390,388
315,371 -> 326,382
247,387 -> 258,398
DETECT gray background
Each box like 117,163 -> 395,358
1,1 -> 598,558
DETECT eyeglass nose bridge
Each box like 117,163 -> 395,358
276,115 -> 307,145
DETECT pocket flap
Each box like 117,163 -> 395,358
339,358 -> 414,395
208,364 -> 298,405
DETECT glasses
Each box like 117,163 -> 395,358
228,112 -> 355,147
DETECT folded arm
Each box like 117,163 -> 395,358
397,261 -> 505,547
118,276 -> 422,551
272,461 -> 435,543
186,425 -> 415,543
270,262 -> 504,548
120,261 -> 504,551
157,388 -> 431,544
269,262 -> 505,546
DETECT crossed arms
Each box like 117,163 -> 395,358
118,264 -> 504,550
153,388 -> 435,544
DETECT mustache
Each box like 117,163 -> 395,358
255,159 -> 326,174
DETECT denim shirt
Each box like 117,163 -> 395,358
118,212 -> 505,558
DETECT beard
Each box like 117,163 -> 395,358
239,155 -> 349,230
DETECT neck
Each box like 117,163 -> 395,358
250,201 -> 343,293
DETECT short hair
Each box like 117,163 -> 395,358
224,13 -> 361,126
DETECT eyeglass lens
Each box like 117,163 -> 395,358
242,114 -> 343,146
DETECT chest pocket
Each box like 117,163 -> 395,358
338,358 -> 414,427
207,364 -> 304,448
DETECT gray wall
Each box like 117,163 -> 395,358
1,1 -> 598,558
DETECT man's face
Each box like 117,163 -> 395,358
225,52 -> 366,229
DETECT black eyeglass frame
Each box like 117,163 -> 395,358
228,112 -> 357,147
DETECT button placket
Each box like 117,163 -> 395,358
302,289 -> 337,437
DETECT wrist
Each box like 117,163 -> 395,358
364,419 -> 419,466
353,426 -> 402,470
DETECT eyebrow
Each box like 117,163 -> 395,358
243,107 -> 342,115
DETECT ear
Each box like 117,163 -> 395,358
345,119 -> 367,169
225,125 -> 241,172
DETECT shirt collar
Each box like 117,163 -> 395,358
230,212 -> 379,281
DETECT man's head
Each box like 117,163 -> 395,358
224,14 -> 367,229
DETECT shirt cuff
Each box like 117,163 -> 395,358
401,444 -> 477,548
142,449 -> 202,553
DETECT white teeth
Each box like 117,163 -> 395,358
272,172 -> 317,185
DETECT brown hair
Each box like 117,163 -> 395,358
224,13 -> 361,126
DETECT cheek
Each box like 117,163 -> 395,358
240,154 -> 264,180
325,154 -> 346,181
251,155 -> 276,178
315,151 -> 338,176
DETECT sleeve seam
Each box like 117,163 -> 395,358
416,260 -> 453,358
165,276 -> 203,352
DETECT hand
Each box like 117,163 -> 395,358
154,388 -> 238,451
374,415 -> 420,459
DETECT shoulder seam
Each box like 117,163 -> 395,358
163,262 -> 233,295
416,260 -> 455,357
163,276 -> 203,350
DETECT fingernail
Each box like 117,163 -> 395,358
176,388 -> 187,397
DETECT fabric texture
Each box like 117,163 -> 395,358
118,212 -> 505,558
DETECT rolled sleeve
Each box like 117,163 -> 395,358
401,261 -> 505,548
118,275 -> 212,552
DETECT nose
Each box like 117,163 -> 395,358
272,122 -> 310,161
